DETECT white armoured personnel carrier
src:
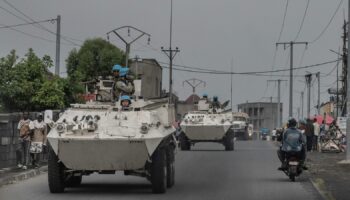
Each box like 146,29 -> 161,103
231,112 -> 250,140
179,98 -> 234,151
47,79 -> 176,194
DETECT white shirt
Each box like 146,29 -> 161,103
272,130 -> 277,136
29,120 -> 46,130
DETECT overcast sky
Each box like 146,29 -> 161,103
0,0 -> 347,121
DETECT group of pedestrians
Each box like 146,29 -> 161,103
299,118 -> 320,152
16,112 -> 47,169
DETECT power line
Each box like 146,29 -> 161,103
277,0 -> 289,42
0,18 -> 55,29
0,22 -> 74,45
293,0 -> 310,41
321,60 -> 340,77
310,0 -> 344,43
2,0 -> 82,46
160,59 -> 340,75
164,59 -> 340,75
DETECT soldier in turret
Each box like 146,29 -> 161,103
112,64 -> 135,101
120,95 -> 132,111
211,96 -> 221,109
113,67 -> 135,99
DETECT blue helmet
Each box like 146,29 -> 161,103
120,95 -> 131,101
119,67 -> 129,77
112,64 -> 122,72
203,93 -> 208,97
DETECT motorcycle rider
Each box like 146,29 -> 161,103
277,118 -> 307,170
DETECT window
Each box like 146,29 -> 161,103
259,108 -> 264,115
254,108 -> 258,116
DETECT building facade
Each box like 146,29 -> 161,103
129,59 -> 162,99
177,94 -> 200,119
237,102 -> 282,132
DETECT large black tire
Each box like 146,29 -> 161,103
224,134 -> 234,151
289,174 -> 296,182
48,146 -> 65,193
179,133 -> 191,151
244,131 -> 249,140
65,175 -> 82,187
166,148 -> 175,188
151,148 -> 167,194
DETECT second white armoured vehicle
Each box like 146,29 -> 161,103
231,112 -> 250,140
179,98 -> 234,151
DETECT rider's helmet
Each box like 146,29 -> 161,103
287,118 -> 297,128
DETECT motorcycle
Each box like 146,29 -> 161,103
261,133 -> 267,140
282,151 -> 303,182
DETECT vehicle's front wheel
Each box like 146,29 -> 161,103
151,148 -> 167,194
48,146 -> 65,193
179,133 -> 191,151
166,148 -> 175,188
224,134 -> 234,151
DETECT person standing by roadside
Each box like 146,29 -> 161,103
305,119 -> 315,152
16,112 -> 31,169
29,114 -> 47,168
313,118 -> 320,151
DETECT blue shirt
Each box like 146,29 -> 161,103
281,127 -> 304,152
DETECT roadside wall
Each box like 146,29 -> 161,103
0,111 -> 59,168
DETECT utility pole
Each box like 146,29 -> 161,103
183,78 -> 206,104
267,79 -> 287,128
107,26 -> 151,68
231,58 -> 234,111
270,96 -> 274,128
342,19 -> 348,117
162,0 -> 180,104
276,41 -> 308,118
305,73 -> 312,118
55,15 -> 60,76
344,0 -> 350,162
316,72 -> 321,115
301,91 -> 304,119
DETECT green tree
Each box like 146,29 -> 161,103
0,49 -> 65,111
66,38 -> 125,82
32,78 -> 65,110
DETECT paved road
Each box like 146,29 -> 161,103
0,141 -> 321,200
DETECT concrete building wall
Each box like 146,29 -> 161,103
177,103 -> 195,120
238,102 -> 282,132
129,59 -> 162,99
0,113 -> 18,168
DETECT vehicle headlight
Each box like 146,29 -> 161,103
140,123 -> 149,134
56,123 -> 65,133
